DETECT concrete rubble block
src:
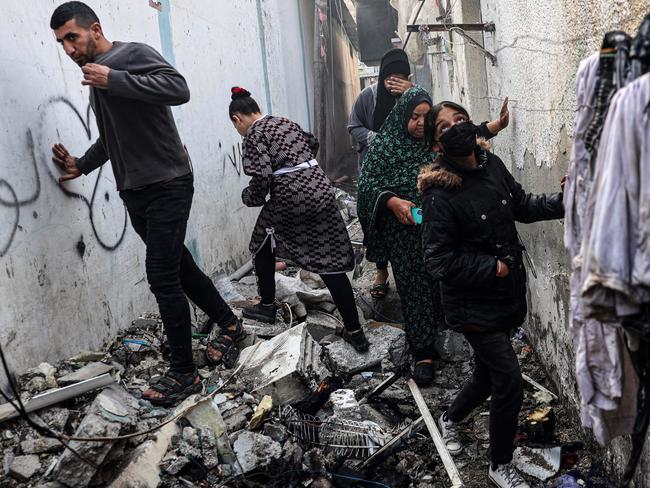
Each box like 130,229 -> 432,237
108,394 -> 201,488
57,362 -> 114,386
160,454 -> 190,475
3,447 -> 14,476
242,320 -> 290,339
25,377 -> 49,394
233,431 -> 282,473
184,396 -> 239,474
198,427 -> 220,470
8,454 -> 41,481
222,403 -> 253,432
37,408 -> 70,431
305,312 -> 343,342
236,323 -> 329,405
49,385 -> 138,487
262,423 -> 288,443
20,437 -> 64,454
323,325 -> 407,375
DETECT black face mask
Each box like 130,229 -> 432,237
439,122 -> 478,157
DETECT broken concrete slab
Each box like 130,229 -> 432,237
108,394 -> 201,488
323,325 -> 407,375
184,396 -> 239,475
242,320 -> 290,339
20,437 -> 63,455
236,323 -> 328,404
8,454 -> 41,481
57,362 -> 114,386
49,386 -> 137,487
233,431 -> 282,473
305,311 -> 342,342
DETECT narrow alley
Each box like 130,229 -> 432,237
0,1 -> 649,487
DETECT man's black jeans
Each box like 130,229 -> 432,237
447,330 -> 524,468
120,173 -> 237,373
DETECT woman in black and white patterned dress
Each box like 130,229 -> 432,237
205,87 -> 369,364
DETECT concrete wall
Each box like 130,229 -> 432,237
0,0 -> 316,375
474,0 -> 647,483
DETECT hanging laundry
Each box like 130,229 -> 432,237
563,52 -> 638,446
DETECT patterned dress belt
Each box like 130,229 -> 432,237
272,159 -> 318,177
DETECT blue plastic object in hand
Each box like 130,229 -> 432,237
411,207 -> 423,225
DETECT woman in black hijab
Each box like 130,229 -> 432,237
372,48 -> 413,131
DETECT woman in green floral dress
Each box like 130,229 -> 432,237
357,86 -> 441,385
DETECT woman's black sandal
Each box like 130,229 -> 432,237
205,319 -> 246,369
342,328 -> 370,353
143,370 -> 202,407
413,360 -> 435,387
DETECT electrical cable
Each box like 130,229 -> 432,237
0,342 -> 100,467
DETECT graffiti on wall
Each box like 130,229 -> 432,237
0,96 -> 128,258
220,141 -> 243,177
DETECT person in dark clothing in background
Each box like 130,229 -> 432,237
418,101 -> 564,488
49,1 -> 241,407
348,49 -> 413,300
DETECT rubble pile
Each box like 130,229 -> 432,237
0,191 -> 617,487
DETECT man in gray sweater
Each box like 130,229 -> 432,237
50,1 -> 243,406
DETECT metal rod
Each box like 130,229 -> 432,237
359,416 -> 425,469
359,372 -> 401,404
0,373 -> 115,422
407,379 -> 464,488
403,0 -> 427,49
407,22 -> 496,32
521,373 -> 558,401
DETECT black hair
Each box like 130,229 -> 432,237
229,87 -> 261,118
50,1 -> 99,30
424,100 -> 470,150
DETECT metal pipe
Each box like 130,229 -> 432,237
403,0 -> 427,49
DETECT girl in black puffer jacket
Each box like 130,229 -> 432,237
418,101 -> 564,488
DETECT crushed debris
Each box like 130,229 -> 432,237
0,190 -> 618,487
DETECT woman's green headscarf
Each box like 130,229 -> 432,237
357,86 -> 434,262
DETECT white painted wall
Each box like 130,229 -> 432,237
0,0 -> 315,374
474,0 -> 647,482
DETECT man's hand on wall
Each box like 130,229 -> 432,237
52,144 -> 81,182
81,63 -> 110,89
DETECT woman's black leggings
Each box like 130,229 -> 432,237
254,239 -> 361,331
